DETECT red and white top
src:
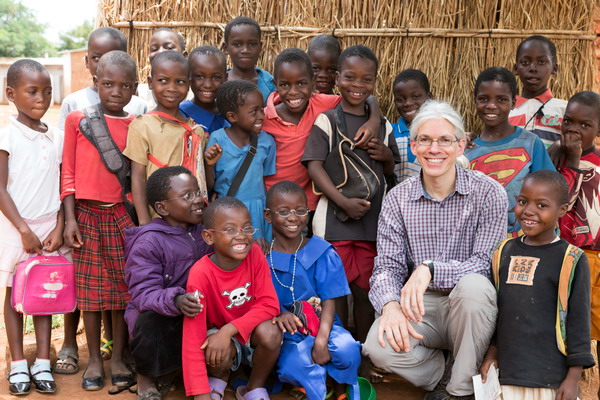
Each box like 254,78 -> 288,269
61,110 -> 134,203
182,244 -> 280,396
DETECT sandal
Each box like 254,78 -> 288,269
136,388 -> 161,400
53,347 -> 79,374
101,338 -> 113,361
208,377 -> 227,400
236,385 -> 270,400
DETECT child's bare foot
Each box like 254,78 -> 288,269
359,357 -> 385,384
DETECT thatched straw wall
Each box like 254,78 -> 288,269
98,0 -> 597,132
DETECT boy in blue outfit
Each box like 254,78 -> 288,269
465,67 -> 554,234
265,181 -> 361,400
223,16 -> 275,103
180,46 -> 229,134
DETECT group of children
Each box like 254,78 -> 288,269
0,12 -> 599,400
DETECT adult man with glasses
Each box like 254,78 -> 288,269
362,100 -> 508,400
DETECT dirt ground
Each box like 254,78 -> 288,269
0,283 -> 597,400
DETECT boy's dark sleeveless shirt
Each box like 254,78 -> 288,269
495,238 -> 594,388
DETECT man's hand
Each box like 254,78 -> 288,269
400,264 -> 432,322
378,301 -> 423,353
175,292 -> 204,317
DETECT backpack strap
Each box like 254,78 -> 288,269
79,105 -> 130,187
555,244 -> 583,356
490,238 -> 512,291
227,132 -> 258,197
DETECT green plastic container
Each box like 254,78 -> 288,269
347,377 -> 376,400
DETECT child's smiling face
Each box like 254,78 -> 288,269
155,173 -> 206,229
149,30 -> 185,62
475,80 -> 515,129
223,24 -> 262,72
265,190 -> 309,241
7,69 -> 52,127
336,56 -> 376,114
227,89 -> 264,134
393,79 -> 431,123
149,59 -> 190,112
515,178 -> 567,245
310,49 -> 338,94
202,206 -> 254,269
94,63 -> 136,117
275,61 -> 314,116
562,101 -> 600,153
189,53 -> 227,107
514,40 -> 557,98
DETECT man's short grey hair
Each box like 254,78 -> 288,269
409,100 -> 466,141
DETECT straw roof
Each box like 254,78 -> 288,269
98,0 -> 597,131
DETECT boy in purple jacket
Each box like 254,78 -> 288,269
124,166 -> 212,399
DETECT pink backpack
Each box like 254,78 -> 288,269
11,255 -> 76,315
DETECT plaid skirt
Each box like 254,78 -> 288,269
74,201 -> 133,311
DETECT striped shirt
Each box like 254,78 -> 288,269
369,166 -> 508,313
508,89 -> 567,149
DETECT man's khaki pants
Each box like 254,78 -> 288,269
363,274 -> 497,396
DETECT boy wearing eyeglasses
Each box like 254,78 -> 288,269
124,166 -> 212,398
182,196 -> 281,400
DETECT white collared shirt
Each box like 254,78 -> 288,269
0,116 -> 63,219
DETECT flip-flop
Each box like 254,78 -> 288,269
53,347 -> 79,374
208,377 -> 227,400
236,385 -> 270,400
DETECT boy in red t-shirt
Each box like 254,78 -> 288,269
182,197 -> 281,400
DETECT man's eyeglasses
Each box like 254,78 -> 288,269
414,137 -> 459,147
207,226 -> 259,237
265,208 -> 310,218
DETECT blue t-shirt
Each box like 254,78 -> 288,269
392,117 -> 420,182
208,128 -> 276,240
179,100 -> 228,134
227,68 -> 276,103
465,127 -> 555,233
268,236 -> 350,311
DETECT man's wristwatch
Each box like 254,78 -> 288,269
422,260 -> 434,279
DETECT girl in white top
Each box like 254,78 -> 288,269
0,60 -> 65,396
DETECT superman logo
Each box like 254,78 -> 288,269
470,148 -> 531,187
